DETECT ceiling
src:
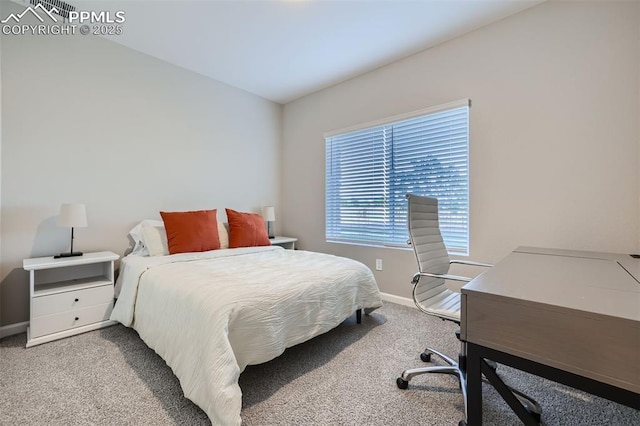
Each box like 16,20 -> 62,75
72,0 -> 544,104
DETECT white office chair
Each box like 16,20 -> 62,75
396,194 -> 541,425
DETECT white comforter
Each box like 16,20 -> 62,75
110,246 -> 382,425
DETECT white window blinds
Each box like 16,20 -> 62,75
325,100 -> 469,254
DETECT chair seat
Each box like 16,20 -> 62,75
418,289 -> 460,323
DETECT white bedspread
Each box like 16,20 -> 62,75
110,246 -> 382,425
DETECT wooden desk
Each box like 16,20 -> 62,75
461,247 -> 640,425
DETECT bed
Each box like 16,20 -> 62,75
110,217 -> 382,425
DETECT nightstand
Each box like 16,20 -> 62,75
22,251 -> 119,348
270,236 -> 298,250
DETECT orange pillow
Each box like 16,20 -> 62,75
159,209 -> 220,254
226,208 -> 271,248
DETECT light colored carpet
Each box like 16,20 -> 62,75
1,302 -> 637,425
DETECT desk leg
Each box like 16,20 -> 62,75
467,343 -> 483,425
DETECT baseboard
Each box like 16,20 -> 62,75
0,321 -> 28,339
380,292 -> 415,308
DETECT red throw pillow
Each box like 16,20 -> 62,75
226,208 -> 271,248
159,209 -> 220,254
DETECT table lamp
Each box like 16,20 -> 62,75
55,203 -> 87,258
262,206 -> 275,239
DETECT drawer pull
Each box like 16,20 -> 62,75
74,298 -> 79,302
75,317 -> 79,321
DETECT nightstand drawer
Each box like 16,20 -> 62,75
32,284 -> 113,318
30,301 -> 113,338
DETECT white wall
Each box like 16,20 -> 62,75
0,1 -> 282,326
282,1 -> 640,298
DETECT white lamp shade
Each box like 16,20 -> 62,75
262,206 -> 275,222
58,204 -> 87,228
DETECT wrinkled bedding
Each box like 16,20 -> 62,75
111,246 -> 382,425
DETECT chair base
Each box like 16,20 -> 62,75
396,347 -> 543,424
397,347 -> 468,417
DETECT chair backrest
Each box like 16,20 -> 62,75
406,194 -> 453,313
407,194 -> 451,274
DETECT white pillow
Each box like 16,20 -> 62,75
128,219 -> 164,256
129,220 -> 229,256
218,221 -> 229,249
141,226 -> 169,256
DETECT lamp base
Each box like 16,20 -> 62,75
54,251 -> 83,259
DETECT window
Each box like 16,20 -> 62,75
325,99 -> 469,254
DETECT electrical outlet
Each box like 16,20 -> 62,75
375,259 -> 383,271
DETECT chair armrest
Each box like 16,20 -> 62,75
450,259 -> 493,268
412,272 -> 472,284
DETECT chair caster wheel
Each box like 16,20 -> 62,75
420,352 -> 431,362
396,377 -> 409,389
